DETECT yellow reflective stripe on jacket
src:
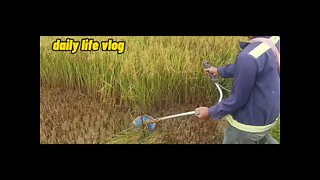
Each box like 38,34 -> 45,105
226,115 -> 277,133
249,36 -> 280,59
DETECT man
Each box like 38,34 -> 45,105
195,36 -> 280,144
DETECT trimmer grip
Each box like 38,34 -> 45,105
203,61 -> 212,69
203,61 -> 216,81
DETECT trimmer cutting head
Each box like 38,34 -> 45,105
132,115 -> 156,131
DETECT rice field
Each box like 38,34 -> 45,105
40,36 -> 278,144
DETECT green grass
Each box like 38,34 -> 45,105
270,117 -> 280,143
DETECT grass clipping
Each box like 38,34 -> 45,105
102,128 -> 169,144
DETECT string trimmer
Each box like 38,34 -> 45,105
132,61 -> 228,131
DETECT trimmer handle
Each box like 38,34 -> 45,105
203,61 -> 218,82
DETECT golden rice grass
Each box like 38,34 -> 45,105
40,36 -> 248,144
102,128 -> 169,144
40,36 -> 245,112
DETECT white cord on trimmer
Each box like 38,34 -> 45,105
218,83 -> 231,93
215,82 -> 223,102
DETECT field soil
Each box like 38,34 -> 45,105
40,84 -> 226,144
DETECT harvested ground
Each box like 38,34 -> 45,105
40,85 -> 226,144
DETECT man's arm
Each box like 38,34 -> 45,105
217,64 -> 236,78
208,54 -> 258,120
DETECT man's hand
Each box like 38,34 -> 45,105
204,67 -> 218,77
195,107 -> 210,119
